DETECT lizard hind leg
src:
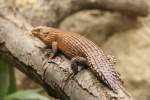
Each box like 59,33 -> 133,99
71,56 -> 87,75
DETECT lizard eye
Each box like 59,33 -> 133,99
43,32 -> 49,34
42,29 -> 49,35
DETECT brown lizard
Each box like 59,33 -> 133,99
32,26 -> 122,93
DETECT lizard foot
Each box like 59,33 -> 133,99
46,41 -> 58,59
71,56 -> 87,76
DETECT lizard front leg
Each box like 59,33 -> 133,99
71,56 -> 86,75
50,41 -> 58,58
48,41 -> 59,64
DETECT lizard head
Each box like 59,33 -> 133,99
32,26 -> 50,39
32,26 -> 57,46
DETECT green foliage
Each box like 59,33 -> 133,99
8,66 -> 16,94
0,60 -> 10,99
0,59 -> 49,100
4,89 -> 49,100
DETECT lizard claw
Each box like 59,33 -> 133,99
48,60 -> 58,65
48,57 -> 61,65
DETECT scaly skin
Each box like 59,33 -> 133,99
32,26 -> 122,93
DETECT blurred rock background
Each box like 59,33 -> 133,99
1,0 -> 150,100
60,10 -> 150,100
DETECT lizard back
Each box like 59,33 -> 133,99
57,31 -> 122,93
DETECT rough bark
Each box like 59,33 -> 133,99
0,0 -> 148,99
0,7 -> 134,100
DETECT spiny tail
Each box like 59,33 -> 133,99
88,56 -> 123,93
101,67 -> 122,93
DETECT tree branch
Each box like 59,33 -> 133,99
0,7 -> 135,100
